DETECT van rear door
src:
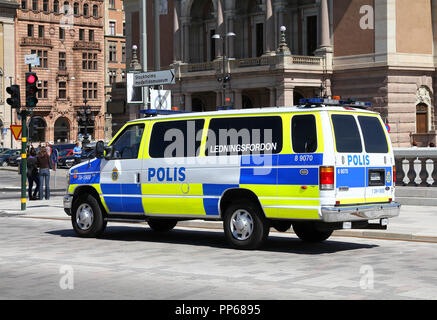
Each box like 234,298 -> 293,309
357,115 -> 394,203
330,113 -> 367,205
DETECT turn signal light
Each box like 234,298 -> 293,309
320,166 -> 334,190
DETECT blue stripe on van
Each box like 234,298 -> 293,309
122,197 -> 144,213
103,196 -> 123,212
277,153 -> 323,166
101,184 -> 121,195
203,184 -> 239,196
336,167 -> 366,188
203,198 -> 220,216
239,167 -> 319,185
121,184 -> 142,195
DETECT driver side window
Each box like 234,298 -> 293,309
111,123 -> 145,159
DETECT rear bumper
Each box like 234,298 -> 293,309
321,202 -> 400,223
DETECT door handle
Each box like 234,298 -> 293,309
136,173 -> 141,184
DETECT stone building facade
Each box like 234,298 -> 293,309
0,0 -> 18,149
15,0 -> 105,145
104,0 -> 125,141
122,0 -> 437,147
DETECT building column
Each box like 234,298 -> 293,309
234,89 -> 242,109
184,92 -> 192,111
173,0 -> 182,63
181,17 -> 190,63
226,11 -> 235,58
264,0 -> 275,55
274,1 -> 286,49
216,91 -> 223,108
269,88 -> 276,107
276,83 -> 294,107
216,0 -> 224,58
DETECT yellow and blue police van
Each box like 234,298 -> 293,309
64,98 -> 400,249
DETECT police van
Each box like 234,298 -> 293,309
64,98 -> 400,249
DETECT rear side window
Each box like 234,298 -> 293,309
292,115 -> 317,153
331,114 -> 362,153
358,116 -> 389,153
149,119 -> 205,158
206,116 -> 283,156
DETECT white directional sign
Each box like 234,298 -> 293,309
133,69 -> 175,87
150,89 -> 172,110
24,54 -> 40,66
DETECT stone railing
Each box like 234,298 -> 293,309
180,54 -> 324,73
394,148 -> 437,187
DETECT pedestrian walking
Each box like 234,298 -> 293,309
73,142 -> 82,165
27,148 -> 40,200
37,146 -> 51,200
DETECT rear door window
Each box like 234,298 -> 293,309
358,116 -> 388,153
206,116 -> 283,156
331,114 -> 362,153
149,119 -> 205,158
292,114 -> 317,153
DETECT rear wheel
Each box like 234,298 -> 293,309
292,222 -> 333,242
71,194 -> 107,237
223,201 -> 269,250
148,219 -> 178,232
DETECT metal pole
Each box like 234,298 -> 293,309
142,0 -> 149,110
21,110 -> 27,210
222,37 -> 226,107
154,0 -> 160,71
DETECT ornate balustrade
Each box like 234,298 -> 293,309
394,148 -> 437,187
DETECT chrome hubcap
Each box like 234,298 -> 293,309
230,209 -> 254,241
76,204 -> 94,230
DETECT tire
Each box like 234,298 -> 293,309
148,219 -> 178,232
223,200 -> 269,250
272,221 -> 292,232
1,161 -> 7,167
71,193 -> 107,238
292,222 -> 333,243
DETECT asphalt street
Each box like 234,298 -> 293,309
0,215 -> 437,300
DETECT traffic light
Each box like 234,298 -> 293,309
25,72 -> 39,109
6,85 -> 21,111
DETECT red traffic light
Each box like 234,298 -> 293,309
26,74 -> 37,84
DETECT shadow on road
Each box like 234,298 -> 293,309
47,225 -> 378,254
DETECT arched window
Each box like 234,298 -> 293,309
54,117 -> 70,143
63,1 -> 69,14
29,117 -> 47,142
83,3 -> 89,17
53,0 -> 59,13
73,2 -> 79,15
92,5 -> 98,17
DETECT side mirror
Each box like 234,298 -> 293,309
95,141 -> 105,159
104,145 -> 113,160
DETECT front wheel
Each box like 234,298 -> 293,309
148,219 -> 177,232
223,201 -> 269,250
1,161 -> 7,167
292,222 -> 333,243
71,194 -> 107,237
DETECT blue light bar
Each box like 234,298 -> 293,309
139,109 -> 190,116
298,98 -> 371,108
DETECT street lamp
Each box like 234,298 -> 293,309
77,98 -> 93,145
212,32 -> 236,108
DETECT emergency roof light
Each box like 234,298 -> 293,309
298,98 -> 371,109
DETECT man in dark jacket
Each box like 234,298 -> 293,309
27,148 -> 40,200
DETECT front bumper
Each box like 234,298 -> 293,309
64,195 -> 73,216
321,202 -> 400,223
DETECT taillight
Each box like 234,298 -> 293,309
392,165 -> 396,184
320,166 -> 334,190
